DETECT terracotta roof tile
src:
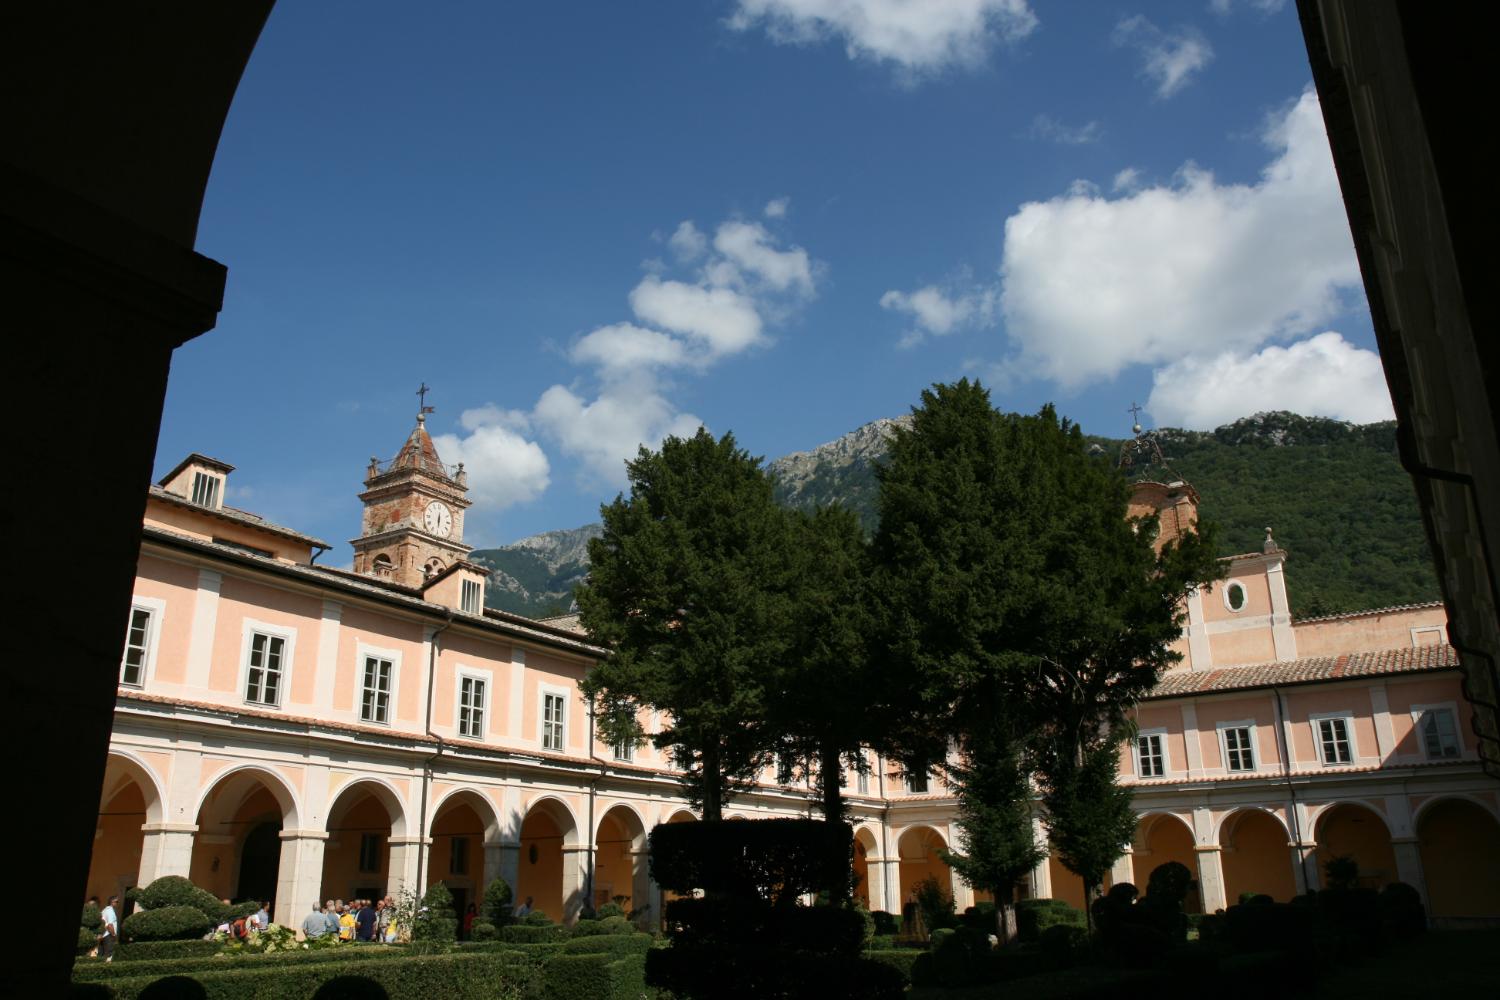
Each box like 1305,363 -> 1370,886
1294,600 -> 1445,625
1148,643 -> 1458,698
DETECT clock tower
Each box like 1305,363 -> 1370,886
351,410 -> 473,587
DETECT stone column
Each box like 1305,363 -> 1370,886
484,840 -> 520,909
562,845 -> 594,922
1109,851 -> 1135,891
1194,845 -> 1227,913
136,823 -> 198,886
1291,842 -> 1319,893
1390,838 -> 1427,899
387,837 -> 428,898
866,856 -> 894,913
275,830 -> 328,930
1028,815 -> 1053,899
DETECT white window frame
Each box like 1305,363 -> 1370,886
1410,702 -> 1463,759
355,641 -> 401,725
1135,728 -> 1169,778
1410,625 -> 1447,647
239,619 -> 296,708
539,685 -> 569,752
906,764 -> 929,794
1310,712 -> 1357,766
190,470 -> 223,508
1216,720 -> 1259,773
613,734 -> 634,762
460,578 -> 484,615
455,667 -> 489,740
1222,580 -> 1249,613
120,595 -> 166,688
856,752 -> 870,795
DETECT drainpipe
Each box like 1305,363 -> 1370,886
585,696 -> 599,912
415,609 -> 455,896
876,752 -> 893,915
1271,685 -> 1308,893
309,543 -> 329,565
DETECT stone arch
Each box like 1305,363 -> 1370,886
1416,796 -> 1500,918
429,788 -> 501,929
664,808 -> 697,825
1220,808 -> 1297,902
1313,801 -> 1396,889
1411,792 -> 1500,829
321,778 -> 411,903
86,752 -> 168,905
190,764 -> 301,907
101,750 -> 166,825
896,825 -> 953,936
852,825 -> 879,910
1131,812 -> 1201,913
517,796 -> 581,923
595,803 -> 650,920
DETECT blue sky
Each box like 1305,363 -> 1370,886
158,0 -> 1389,556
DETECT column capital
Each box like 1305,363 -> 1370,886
140,823 -> 198,834
485,840 -> 521,851
1192,844 -> 1223,853
278,829 -> 330,842
561,844 -> 596,856
388,836 -> 432,847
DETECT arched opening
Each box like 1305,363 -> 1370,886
517,798 -> 578,923
1221,809 -> 1296,903
1314,803 -> 1396,889
897,826 -> 953,935
322,781 -> 404,903
86,754 -> 162,909
430,791 -> 496,935
190,768 -> 297,909
372,554 -> 393,578
1417,798 -> 1500,918
852,828 -> 877,909
595,805 -> 649,920
1131,813 -> 1201,913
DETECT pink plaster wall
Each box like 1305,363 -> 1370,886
134,555 -> 200,685
1293,606 -> 1447,658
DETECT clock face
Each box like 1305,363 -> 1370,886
423,501 -> 453,538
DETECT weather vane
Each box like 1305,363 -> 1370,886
1128,401 -> 1144,435
416,382 -> 435,417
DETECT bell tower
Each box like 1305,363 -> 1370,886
351,395 -> 472,588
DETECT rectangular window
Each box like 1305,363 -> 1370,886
461,579 -> 483,614
1317,717 -> 1353,765
777,752 -> 796,785
1418,708 -> 1460,759
358,833 -> 382,873
245,632 -> 285,705
121,607 -> 152,686
449,836 -> 469,875
1136,734 -> 1165,777
906,765 -> 929,794
1222,726 -> 1256,772
190,471 -> 221,508
458,675 -> 486,738
613,735 -> 634,762
856,758 -> 870,795
361,656 -> 393,724
542,692 -> 566,750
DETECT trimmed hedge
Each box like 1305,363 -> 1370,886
649,819 -> 852,902
69,950 -> 533,1000
498,923 -> 565,944
1016,898 -> 1086,943
130,877 -> 225,921
864,949 -> 922,985
114,941 -> 222,963
541,952 -> 650,1000
662,897 -> 868,956
73,943 -> 415,983
646,948 -> 903,1000
120,906 -> 213,943
560,933 -> 652,958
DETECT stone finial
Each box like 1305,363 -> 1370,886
1263,526 -> 1281,554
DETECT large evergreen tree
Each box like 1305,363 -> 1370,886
870,380 -> 1221,914
577,429 -> 793,820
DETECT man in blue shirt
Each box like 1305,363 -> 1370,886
355,899 -> 377,941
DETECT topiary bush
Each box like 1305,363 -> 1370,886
870,910 -> 899,936
121,906 -> 214,943
1015,898 -> 1085,943
468,921 -> 498,941
499,923 -> 564,944
480,877 -> 513,927
80,902 -> 104,955
560,932 -> 652,958
648,818 -> 853,904
130,877 -> 226,922
593,902 -> 625,920
930,925 -> 991,988
1378,881 -> 1426,940
913,876 -> 957,934
413,881 -> 458,943
521,910 -> 553,927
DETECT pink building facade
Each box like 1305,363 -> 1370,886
88,433 -> 1500,929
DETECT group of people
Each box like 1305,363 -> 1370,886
301,896 -> 400,944
214,899 -> 271,940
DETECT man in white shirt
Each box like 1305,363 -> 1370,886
98,895 -> 119,962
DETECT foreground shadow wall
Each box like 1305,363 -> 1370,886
0,3 -> 273,993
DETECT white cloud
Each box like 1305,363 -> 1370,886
1113,15 -> 1214,98
532,382 -> 703,483
764,196 -> 790,218
1147,332 -> 1393,428
997,87 -> 1360,389
728,0 -> 1038,77
570,323 -> 690,375
1111,167 -> 1141,192
667,220 -> 707,262
711,220 -> 816,296
1026,114 -> 1103,145
431,414 -> 551,517
628,276 -> 765,358
881,284 -> 997,347
1209,0 -> 1287,15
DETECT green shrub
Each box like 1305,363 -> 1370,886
521,910 -> 553,926
1039,923 -> 1090,963
542,952 -> 648,1000
73,950 -> 534,1000
1323,855 -> 1360,891
870,910 -> 899,936
594,902 -> 625,920
121,906 -> 213,943
480,877 -> 513,927
597,915 -> 634,935
468,920 -> 497,941
499,923 -> 564,944
931,925 -> 991,988
568,917 -> 605,937
645,948 -> 903,1000
413,881 -> 458,943
1016,899 -> 1085,943
130,877 -> 225,922
865,934 -> 899,951
72,944 -> 412,983
648,818 -> 853,902
113,941 -> 222,963
560,933 -> 651,958
864,949 -> 922,985
914,875 -> 957,933
1378,881 -> 1426,940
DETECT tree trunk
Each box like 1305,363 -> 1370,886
819,744 -> 849,903
995,882 -> 1018,946
702,743 -> 722,821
